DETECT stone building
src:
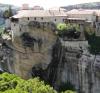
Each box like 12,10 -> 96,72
66,9 -> 100,36
5,9 -> 67,79
3,8 -> 100,93
10,9 -> 67,39
66,9 -> 97,22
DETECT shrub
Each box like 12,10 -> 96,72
0,73 -> 57,93
0,73 -> 77,93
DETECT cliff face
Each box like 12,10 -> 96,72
0,40 -> 14,74
31,39 -> 100,93
61,42 -> 100,93
0,37 -> 100,93
50,40 -> 100,93
0,21 -> 100,93
12,23 -> 57,79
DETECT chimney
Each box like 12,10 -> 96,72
21,4 -> 29,10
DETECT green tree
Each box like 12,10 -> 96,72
56,23 -> 68,36
56,23 -> 67,31
85,26 -> 95,35
0,73 -> 77,93
0,73 -> 57,93
3,6 -> 13,18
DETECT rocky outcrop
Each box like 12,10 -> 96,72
0,40 -> 14,73
31,39 -> 100,93
12,23 -> 57,79
0,21 -> 100,93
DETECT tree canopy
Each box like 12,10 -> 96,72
85,26 -> 95,35
56,23 -> 67,31
3,6 -> 13,18
56,23 -> 80,32
0,73 -> 76,93
56,23 -> 81,39
0,73 -> 57,93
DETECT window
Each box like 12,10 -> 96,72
28,17 -> 29,20
20,28 -> 21,32
14,24 -> 16,26
34,17 -> 36,20
41,17 -> 43,20
55,19 -> 56,21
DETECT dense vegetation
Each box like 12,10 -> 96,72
85,26 -> 100,54
56,23 -> 80,39
3,6 -> 13,18
85,33 -> 100,54
0,73 -> 76,93
56,23 -> 100,54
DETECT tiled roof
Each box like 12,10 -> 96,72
66,9 -> 99,15
12,10 -> 67,18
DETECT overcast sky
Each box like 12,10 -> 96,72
0,0 -> 100,9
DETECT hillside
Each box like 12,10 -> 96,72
61,2 -> 100,11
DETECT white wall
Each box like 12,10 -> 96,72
11,22 -> 20,37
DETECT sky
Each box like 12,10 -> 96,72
0,0 -> 100,9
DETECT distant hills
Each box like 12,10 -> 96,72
61,2 -> 100,11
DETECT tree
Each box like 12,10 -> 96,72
85,26 -> 95,35
56,23 -> 67,31
0,73 -> 77,93
56,23 -> 69,36
0,73 -> 57,93
56,23 -> 80,39
3,6 -> 13,18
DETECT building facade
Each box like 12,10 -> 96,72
10,10 -> 67,39
66,9 -> 100,36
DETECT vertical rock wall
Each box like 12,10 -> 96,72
57,40 -> 100,93
12,23 -> 57,79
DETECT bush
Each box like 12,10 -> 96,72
0,73 -> 57,93
0,73 -> 77,93
85,26 -> 95,35
56,23 -> 67,31
85,29 -> 100,54
56,23 -> 80,39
